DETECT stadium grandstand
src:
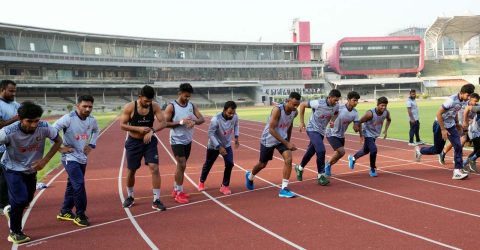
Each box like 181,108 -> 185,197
0,20 -> 325,110
324,36 -> 424,100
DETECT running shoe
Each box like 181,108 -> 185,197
278,188 -> 296,198
73,214 -> 90,227
468,159 -> 478,173
438,151 -> 445,165
245,171 -> 254,190
324,162 -> 332,177
348,155 -> 355,169
171,190 -> 190,198
57,211 -> 75,221
369,168 -> 378,177
7,232 -> 30,244
416,141 -> 426,145
415,146 -> 422,162
219,185 -> 232,195
152,199 -> 167,211
294,164 -> 303,181
122,196 -> 135,208
408,142 -> 416,146
452,169 -> 468,180
317,174 -> 330,186
197,181 -> 205,191
174,192 -> 189,204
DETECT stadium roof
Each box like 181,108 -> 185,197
0,22 -> 322,47
425,15 -> 480,51
330,77 -> 422,86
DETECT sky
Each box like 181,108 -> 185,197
2,0 -> 479,46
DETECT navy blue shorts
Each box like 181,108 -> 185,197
171,143 -> 192,160
259,143 -> 288,163
327,136 -> 345,150
125,136 -> 159,170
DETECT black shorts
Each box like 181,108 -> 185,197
125,136 -> 159,170
171,143 -> 192,160
327,136 -> 345,151
259,143 -> 289,163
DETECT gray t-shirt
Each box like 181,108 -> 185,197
54,111 -> 99,164
326,104 -> 359,138
207,112 -> 239,150
436,94 -> 464,129
363,108 -> 389,139
306,98 -> 340,135
406,98 -> 419,121
169,101 -> 195,145
0,121 -> 58,173
261,104 -> 297,147
0,99 -> 20,153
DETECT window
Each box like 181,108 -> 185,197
30,43 -> 35,51
95,47 -> 102,55
62,45 -> 68,53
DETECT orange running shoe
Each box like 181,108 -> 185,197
219,185 -> 231,195
175,192 -> 189,204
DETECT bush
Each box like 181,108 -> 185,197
66,104 -> 73,112
422,93 -> 430,99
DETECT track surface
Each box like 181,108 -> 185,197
1,117 -> 479,249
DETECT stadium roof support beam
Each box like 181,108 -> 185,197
425,15 -> 480,62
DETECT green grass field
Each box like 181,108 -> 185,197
203,99 -> 445,144
37,111 -> 120,180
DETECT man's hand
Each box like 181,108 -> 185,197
383,131 -> 388,139
83,145 -> 93,155
143,130 -> 154,144
360,135 -> 364,144
441,128 -> 450,141
287,142 -> 297,151
234,139 -> 240,149
31,158 -> 48,171
219,146 -> 227,156
140,127 -> 152,134
59,146 -> 74,154
299,122 -> 306,132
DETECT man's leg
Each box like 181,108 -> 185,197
4,170 -> 30,234
420,122 -> 446,155
278,147 -> 296,197
448,127 -> 463,169
221,147 -> 234,187
415,120 -> 421,143
409,121 -> 415,144
200,149 -> 220,184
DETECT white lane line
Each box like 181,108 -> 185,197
118,133 -> 158,250
156,134 -> 305,250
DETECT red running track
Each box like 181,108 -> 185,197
1,117 -> 480,249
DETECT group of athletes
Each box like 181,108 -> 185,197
0,80 -> 479,244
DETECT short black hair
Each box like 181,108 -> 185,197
328,89 -> 341,98
347,91 -> 360,100
179,83 -> 194,94
140,85 -> 155,99
289,92 -> 301,101
223,101 -> 237,110
460,83 -> 475,94
18,101 -> 43,119
410,89 -> 416,93
77,95 -> 94,104
377,96 -> 389,105
470,93 -> 480,100
0,80 -> 16,91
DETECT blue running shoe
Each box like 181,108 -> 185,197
324,162 -> 331,176
245,171 -> 254,190
278,188 -> 296,198
348,155 -> 355,169
369,168 -> 378,177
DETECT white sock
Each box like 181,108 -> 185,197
127,187 -> 134,198
153,189 -> 160,201
318,173 -> 323,178
281,179 -> 289,189
176,185 -> 184,192
248,173 -> 255,181
298,165 -> 304,171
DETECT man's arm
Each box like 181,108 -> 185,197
152,103 -> 167,133
32,134 -> 63,171
192,104 -> 205,125
0,115 -> 19,129
383,111 -> 392,139
298,101 -> 309,131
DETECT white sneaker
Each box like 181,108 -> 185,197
414,146 -> 421,162
416,141 -> 426,145
452,169 -> 468,180
408,142 -> 416,146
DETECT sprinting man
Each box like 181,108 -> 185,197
0,101 -> 62,244
245,92 -> 301,198
348,96 -> 391,177
198,101 -> 239,195
164,83 -> 205,204
323,91 -> 361,176
415,83 -> 475,180
121,85 -> 167,211
54,95 -> 99,227
294,89 -> 341,186
438,93 -> 479,165
0,80 -> 20,215
406,89 -> 424,146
